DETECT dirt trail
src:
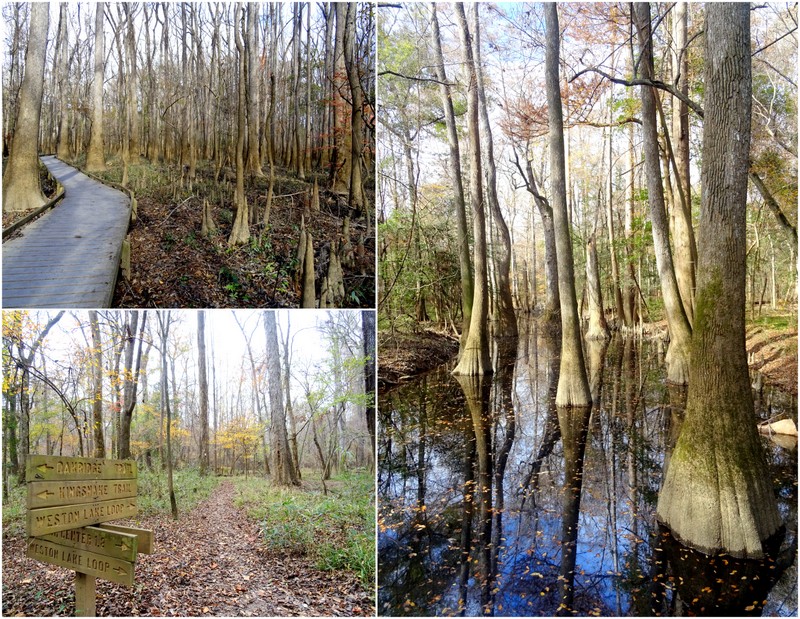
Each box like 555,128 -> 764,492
2,481 -> 373,616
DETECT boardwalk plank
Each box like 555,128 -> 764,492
3,156 -> 131,308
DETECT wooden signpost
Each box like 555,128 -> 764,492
25,455 -> 154,616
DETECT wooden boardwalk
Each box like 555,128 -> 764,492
3,156 -> 131,308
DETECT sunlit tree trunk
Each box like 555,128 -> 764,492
656,4 -> 782,558
585,234 -> 609,340
264,312 -> 300,486
88,311 -> 105,458
473,4 -> 517,339
452,3 -> 491,377
197,311 -> 210,475
229,3 -> 251,246
431,3 -> 473,352
670,0 -> 697,325
86,3 -> 106,171
545,4 -> 591,407
119,311 -> 146,460
3,3 -> 49,212
633,2 -> 692,384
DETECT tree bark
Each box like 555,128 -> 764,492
473,4 -> 517,339
670,1 -> 697,325
229,3 -> 251,246
545,4 -> 591,407
656,3 -> 782,559
88,311 -> 105,458
585,235 -> 609,340
119,311 -> 146,460
361,310 -> 376,462
430,3 -> 473,352
343,3 -> 365,214
3,3 -> 49,212
245,3 -> 263,176
452,3 -> 491,377
197,311 -> 210,475
633,2 -> 692,384
86,3 -> 106,171
264,312 -> 299,486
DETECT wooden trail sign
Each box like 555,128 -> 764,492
27,496 -> 138,536
38,525 -> 138,562
27,455 -> 136,481
28,479 -> 137,509
25,455 -> 152,616
27,538 -> 134,586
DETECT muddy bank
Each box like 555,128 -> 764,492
378,329 -> 459,394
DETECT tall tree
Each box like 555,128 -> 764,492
55,3 -> 72,161
452,3 -> 491,377
473,4 -> 517,338
119,310 -> 147,460
361,310 -> 376,461
197,311 -> 210,475
545,4 -> 591,408
88,311 -> 105,458
669,0 -> 697,324
633,2 -> 693,384
2,3 -> 49,213
430,3 -> 473,352
229,3 -> 251,246
343,3 -> 366,213
85,3 -> 106,172
245,3 -> 263,176
156,311 -> 178,519
264,312 -> 300,486
656,3 -> 782,558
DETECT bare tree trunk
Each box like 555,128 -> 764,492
264,312 -> 299,486
343,3 -> 365,213
545,4 -> 591,408
633,2 -> 692,385
361,310 -> 376,462
3,3 -> 49,212
452,4 -> 491,377
473,5 -> 517,338
670,1 -> 697,325
229,3 -> 251,246
657,5 -> 782,557
88,311 -> 105,458
585,234 -> 609,340
86,3 -> 106,171
119,311 -> 146,460
430,3 -> 473,352
197,311 -> 210,475
245,3 -> 263,176
157,312 -> 178,519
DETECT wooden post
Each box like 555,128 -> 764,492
75,572 -> 96,617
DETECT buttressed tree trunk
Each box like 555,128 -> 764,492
452,3 -> 491,377
2,3 -> 49,213
585,234 -> 609,341
656,3 -> 782,559
634,2 -> 692,384
430,3 -> 473,353
473,4 -> 517,339
86,3 -> 106,172
544,4 -> 591,407
670,0 -> 697,325
228,3 -> 251,246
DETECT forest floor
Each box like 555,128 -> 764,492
378,313 -> 798,395
2,479 -> 374,616
4,155 -> 375,307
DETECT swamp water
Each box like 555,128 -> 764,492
378,324 -> 797,616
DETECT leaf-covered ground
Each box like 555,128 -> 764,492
2,481 -> 374,617
105,161 -> 374,308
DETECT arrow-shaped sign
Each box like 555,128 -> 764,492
37,463 -> 54,473
113,566 -> 128,576
36,489 -> 55,500
117,539 -> 130,552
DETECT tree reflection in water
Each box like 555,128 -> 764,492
378,322 -> 798,616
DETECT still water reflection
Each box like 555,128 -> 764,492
378,323 -> 798,616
